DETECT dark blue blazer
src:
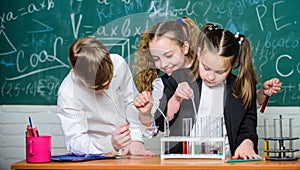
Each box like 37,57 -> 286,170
154,68 -> 258,155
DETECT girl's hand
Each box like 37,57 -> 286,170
174,82 -> 193,101
111,123 -> 131,151
167,82 -> 193,120
232,139 -> 261,160
257,78 -> 281,105
134,91 -> 153,126
134,91 -> 153,115
262,78 -> 281,96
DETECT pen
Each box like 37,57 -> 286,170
28,116 -> 33,128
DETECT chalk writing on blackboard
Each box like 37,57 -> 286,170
0,0 -> 299,105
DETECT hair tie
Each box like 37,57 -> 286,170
176,18 -> 183,25
208,24 -> 218,31
235,32 -> 244,45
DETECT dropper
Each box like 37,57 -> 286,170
191,91 -> 198,138
150,99 -> 170,154
191,92 -> 197,117
149,100 -> 170,137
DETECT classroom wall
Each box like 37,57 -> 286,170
0,105 -> 299,170
1,0 -> 300,106
1,1 -> 300,170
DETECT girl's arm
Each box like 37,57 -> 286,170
257,78 -> 281,105
166,82 -> 193,121
234,88 -> 259,159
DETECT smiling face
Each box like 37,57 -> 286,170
198,47 -> 232,87
149,36 -> 188,75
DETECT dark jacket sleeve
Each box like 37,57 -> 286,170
235,87 -> 258,154
225,73 -> 258,155
154,75 -> 178,132
154,68 -> 199,132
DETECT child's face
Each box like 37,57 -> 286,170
198,48 -> 232,87
149,36 -> 186,75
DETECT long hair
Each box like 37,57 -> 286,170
197,23 -> 257,108
134,25 -> 159,92
134,17 -> 199,92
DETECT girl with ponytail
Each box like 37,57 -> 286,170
167,23 -> 261,158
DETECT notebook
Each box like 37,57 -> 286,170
51,153 -> 119,162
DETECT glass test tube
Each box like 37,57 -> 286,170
196,116 -> 224,155
273,118 -> 277,152
164,118 -> 170,154
218,117 -> 224,155
279,115 -> 285,158
182,118 -> 192,154
164,118 -> 170,137
212,117 -> 224,155
264,118 -> 270,158
193,116 -> 199,154
199,116 -> 206,154
289,118 -> 294,157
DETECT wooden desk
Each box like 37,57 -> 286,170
11,156 -> 300,170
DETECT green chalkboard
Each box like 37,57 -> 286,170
0,0 -> 299,105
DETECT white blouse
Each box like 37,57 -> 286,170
191,81 -> 231,156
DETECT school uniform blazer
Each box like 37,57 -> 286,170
155,68 -> 258,155
154,68 -> 201,153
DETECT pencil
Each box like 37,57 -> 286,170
27,125 -> 32,137
35,128 -> 40,137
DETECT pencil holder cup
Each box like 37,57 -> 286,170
26,136 -> 51,163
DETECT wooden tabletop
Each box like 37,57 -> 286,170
11,156 -> 300,170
